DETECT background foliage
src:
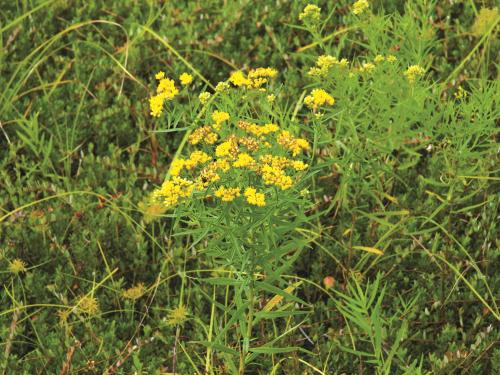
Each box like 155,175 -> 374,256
1,0 -> 498,374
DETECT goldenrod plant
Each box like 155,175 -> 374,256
1,0 -> 498,373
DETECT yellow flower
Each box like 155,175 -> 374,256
308,55 -> 350,76
155,71 -> 165,80
244,187 -> 266,207
299,4 -> 321,23
260,164 -> 293,190
150,76 -> 179,117
304,89 -> 335,110
233,152 -> 255,168
454,86 -> 468,100
157,78 -> 179,98
292,160 -> 308,171
211,110 -> 230,130
179,72 -> 193,86
386,55 -> 397,63
215,139 -> 238,158
77,295 -> 100,315
9,258 -> 27,274
267,94 -> 276,103
237,121 -> 279,137
153,177 -> 196,208
166,305 -> 188,326
215,81 -> 230,92
352,0 -> 369,15
374,54 -> 385,63
199,91 -> 211,104
215,186 -> 241,202
229,71 -> 251,87
248,67 -> 278,79
184,151 -> 211,170
277,131 -> 310,156
359,62 -> 375,72
149,94 -> 165,117
189,126 -> 218,145
122,283 -> 146,300
169,159 -> 185,177
404,65 -> 425,83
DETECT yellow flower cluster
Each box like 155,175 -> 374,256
215,186 -> 241,201
359,62 -> 375,73
179,72 -> 193,86
212,110 -> 230,130
244,187 -> 266,207
9,258 -> 27,274
233,152 -> 256,168
308,55 -> 349,77
189,125 -> 218,145
150,68 -> 309,209
304,89 -> 335,111
404,65 -> 425,83
150,73 -> 180,117
277,131 -> 310,156
373,54 -> 397,64
199,91 -> 211,104
299,4 -> 321,23
229,67 -> 278,88
153,177 -> 197,207
78,295 -> 100,315
237,121 -> 279,137
122,283 -> 146,300
352,0 -> 370,15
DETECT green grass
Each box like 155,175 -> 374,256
1,1 -> 499,374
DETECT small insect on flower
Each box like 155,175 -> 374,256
299,4 -> 321,23
352,0 -> 370,15
179,72 -> 193,86
404,65 -> 425,84
9,258 -> 27,274
165,305 -> 188,326
122,283 -> 146,301
199,91 -> 211,104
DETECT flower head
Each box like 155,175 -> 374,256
215,186 -> 241,202
304,89 -> 335,110
404,65 -> 425,84
122,283 -> 146,300
244,187 -> 266,207
212,110 -> 230,130
352,0 -> 369,15
199,91 -> 211,104
9,259 -> 27,274
299,4 -> 321,23
166,305 -> 188,326
77,295 -> 99,315
179,72 -> 193,86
